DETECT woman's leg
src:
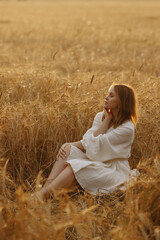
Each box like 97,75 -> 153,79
44,144 -> 71,187
38,165 -> 76,200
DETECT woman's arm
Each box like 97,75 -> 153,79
58,110 -> 109,159
57,141 -> 85,159
70,141 -> 85,152
82,122 -> 135,162
93,109 -> 112,137
93,118 -> 110,137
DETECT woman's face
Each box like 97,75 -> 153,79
104,87 -> 120,110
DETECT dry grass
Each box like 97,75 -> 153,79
0,0 -> 160,239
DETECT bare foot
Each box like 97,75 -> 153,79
35,190 -> 45,202
29,190 -> 46,203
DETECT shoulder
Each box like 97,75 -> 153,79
114,120 -> 135,136
121,120 -> 135,131
121,120 -> 135,127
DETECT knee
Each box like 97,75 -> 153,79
64,144 -> 71,156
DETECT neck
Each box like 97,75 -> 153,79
111,108 -> 119,123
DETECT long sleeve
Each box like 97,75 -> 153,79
81,116 -> 135,162
81,112 -> 103,138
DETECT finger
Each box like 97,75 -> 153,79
104,108 -> 108,115
62,143 -> 68,150
59,153 -> 67,160
60,148 -> 67,156
59,149 -> 67,158
104,108 -> 109,113
64,143 -> 70,150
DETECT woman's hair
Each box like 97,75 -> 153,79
111,84 -> 138,128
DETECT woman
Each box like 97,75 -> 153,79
37,83 -> 138,200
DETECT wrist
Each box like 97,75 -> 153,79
103,117 -> 111,124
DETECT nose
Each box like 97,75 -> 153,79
105,95 -> 109,100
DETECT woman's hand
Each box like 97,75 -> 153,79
57,143 -> 70,160
94,108 -> 112,137
56,141 -> 85,160
102,108 -> 112,122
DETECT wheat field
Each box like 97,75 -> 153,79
0,0 -> 160,239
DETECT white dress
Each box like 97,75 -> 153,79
66,112 -> 136,195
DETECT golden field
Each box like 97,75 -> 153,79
0,0 -> 160,239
